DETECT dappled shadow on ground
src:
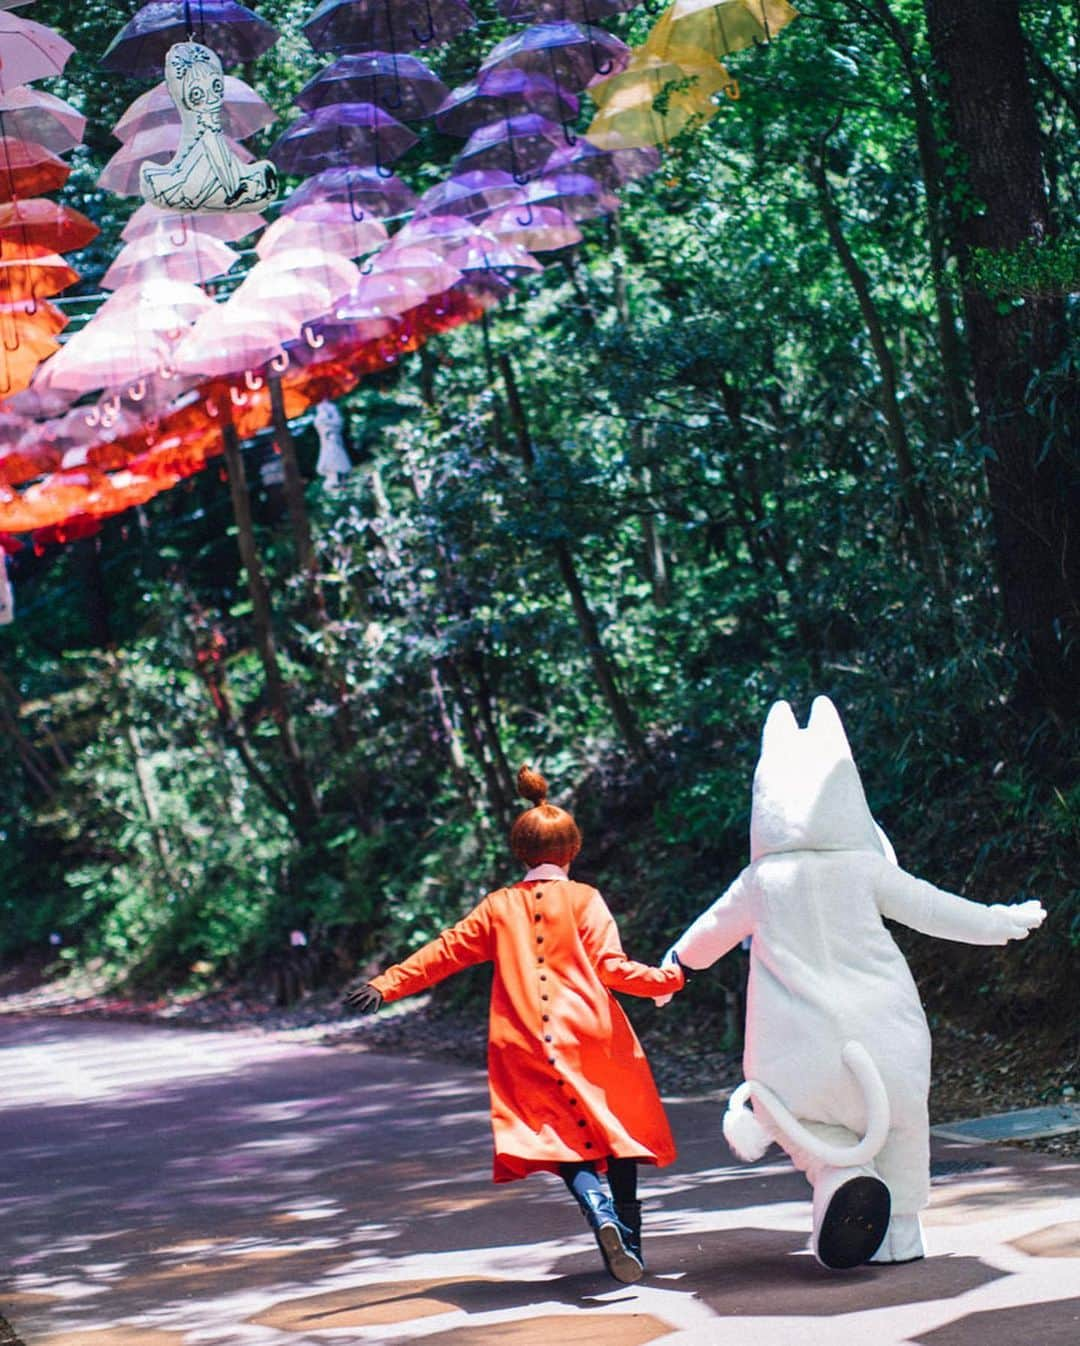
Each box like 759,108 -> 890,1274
2,1020 -> 1078,1346
911,1297 -> 1080,1346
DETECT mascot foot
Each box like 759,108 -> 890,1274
869,1214 -> 925,1264
812,1167 -> 891,1270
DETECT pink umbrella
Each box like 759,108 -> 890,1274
112,75 -> 275,142
0,86 -> 86,154
256,213 -> 388,261
334,271 -> 435,321
395,213 -> 485,247
483,203 -> 582,252
172,309 -> 291,379
101,232 -> 239,289
0,12 -> 74,94
98,124 -> 255,196
35,322 -> 176,395
375,244 -> 462,295
122,205 -> 268,245
446,235 -> 543,283
240,248 -> 359,302
96,279 -> 218,329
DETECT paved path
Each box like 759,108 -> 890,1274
1,1017 -> 1078,1346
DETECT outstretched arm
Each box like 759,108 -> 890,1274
871,855 -> 1045,945
365,900 -> 494,1004
579,892 -> 686,998
670,869 -> 755,970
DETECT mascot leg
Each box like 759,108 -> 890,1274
867,1118 -> 930,1263
811,1162 -> 891,1270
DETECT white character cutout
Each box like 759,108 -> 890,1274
660,696 -> 1044,1269
140,43 -> 276,213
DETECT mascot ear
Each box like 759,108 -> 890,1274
761,700 -> 798,755
807,695 -> 853,761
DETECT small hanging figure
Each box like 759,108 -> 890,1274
0,554 -> 13,625
313,400 -> 352,488
140,43 -> 277,213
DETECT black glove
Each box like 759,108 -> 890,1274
344,984 -> 383,1014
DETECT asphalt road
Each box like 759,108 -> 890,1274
1,1016 -> 1078,1346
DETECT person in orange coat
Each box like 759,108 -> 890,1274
345,764 -> 685,1282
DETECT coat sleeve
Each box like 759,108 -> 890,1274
579,891 -> 686,998
670,868 -> 755,970
870,855 -> 1042,945
369,899 -> 494,1003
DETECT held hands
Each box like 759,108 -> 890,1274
652,948 -> 685,1009
989,899 -> 1046,944
344,983 -> 383,1014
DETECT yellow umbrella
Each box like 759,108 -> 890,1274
644,0 -> 798,67
587,52 -> 737,151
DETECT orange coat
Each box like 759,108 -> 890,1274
370,876 -> 684,1182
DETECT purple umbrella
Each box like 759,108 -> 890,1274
414,169 -> 521,219
541,138 -> 660,189
435,68 -> 578,138
453,113 -> 568,183
101,1 -> 279,79
269,103 -> 417,176
509,170 -> 620,221
281,165 -> 418,220
296,52 -> 448,120
478,21 -> 631,90
303,0 -> 476,55
496,0 -> 636,20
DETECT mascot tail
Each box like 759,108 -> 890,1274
723,1041 -> 890,1168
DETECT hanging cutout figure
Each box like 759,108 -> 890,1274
140,43 -> 277,213
658,696 -> 1045,1270
313,401 -> 352,488
0,555 -> 13,626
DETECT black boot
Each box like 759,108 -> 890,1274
577,1188 -> 644,1284
614,1199 -> 643,1266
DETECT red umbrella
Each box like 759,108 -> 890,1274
0,12 -> 74,94
0,198 -> 99,253
0,139 -> 71,202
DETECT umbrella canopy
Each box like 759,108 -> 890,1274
303,0 -> 477,55
435,67 -> 578,137
282,165 -> 418,221
0,86 -> 86,154
375,243 -> 462,294
112,74 -> 274,142
35,325 -> 177,395
415,168 -> 520,219
644,0 -> 798,65
270,104 -> 417,175
98,123 -> 255,196
334,270 -> 436,320
541,137 -> 660,188
453,112 -> 569,181
483,202 -> 582,252
395,212 -> 482,247
446,234 -> 542,283
0,138 -> 71,201
0,11 -> 73,93
0,198 -> 99,253
0,252 -> 78,302
0,317 -> 60,398
121,204 -> 266,244
96,278 -> 218,330
101,1 -> 279,79
256,213 -> 388,261
478,21 -> 631,90
172,307 -> 294,376
296,52 -> 448,121
587,52 -> 736,150
507,169 -> 619,221
101,231 -> 239,289
0,297 -> 67,338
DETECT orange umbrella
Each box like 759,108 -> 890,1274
0,198 -> 98,253
0,138 -> 71,202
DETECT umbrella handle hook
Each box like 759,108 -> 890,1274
590,43 -> 614,77
128,380 -> 146,402
230,385 -> 248,408
345,175 -> 366,222
515,198 -> 535,228
85,405 -> 101,427
205,398 -> 220,418
244,369 -> 264,391
304,326 -> 325,349
1,313 -> 21,353
171,216 -> 189,248
373,133 -> 395,180
409,0 -> 436,45
382,51 -> 405,112
271,349 -> 290,373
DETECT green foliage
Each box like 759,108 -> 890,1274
0,1 -> 1076,1027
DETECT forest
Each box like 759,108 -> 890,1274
0,0 -> 1076,1043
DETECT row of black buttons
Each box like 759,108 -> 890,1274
535,885 -> 592,1149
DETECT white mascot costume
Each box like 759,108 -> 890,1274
660,696 -> 1045,1269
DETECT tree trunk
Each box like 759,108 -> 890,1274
924,0 -> 1080,715
220,418 -> 319,837
499,352 -> 649,761
75,536 -> 113,648
810,150 -> 945,593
